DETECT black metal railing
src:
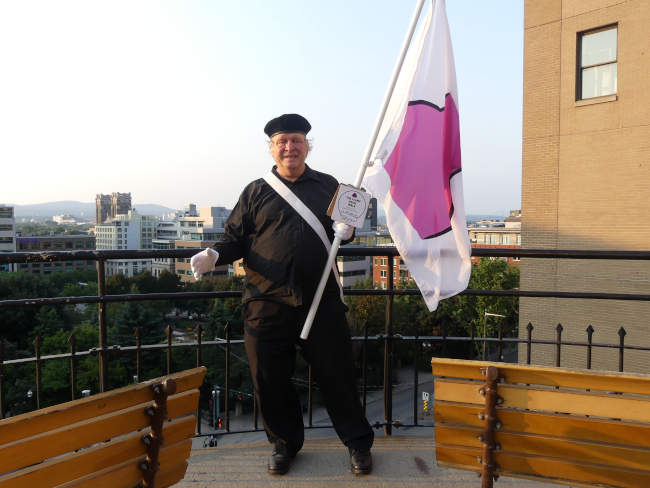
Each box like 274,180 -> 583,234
1,247 -> 649,438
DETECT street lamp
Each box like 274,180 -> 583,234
483,312 -> 506,360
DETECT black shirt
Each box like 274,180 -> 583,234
214,164 -> 351,306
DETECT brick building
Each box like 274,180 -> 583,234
521,0 -> 650,372
15,235 -> 96,274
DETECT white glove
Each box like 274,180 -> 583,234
190,248 -> 219,280
332,221 -> 354,240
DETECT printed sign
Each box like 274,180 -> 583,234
422,392 -> 430,401
327,184 -> 371,228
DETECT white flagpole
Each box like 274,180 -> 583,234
300,0 -> 428,340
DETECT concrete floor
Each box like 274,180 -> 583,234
176,436 -> 563,488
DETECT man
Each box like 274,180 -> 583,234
190,113 -> 374,475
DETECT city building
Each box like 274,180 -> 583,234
14,235 -> 95,274
52,214 -> 79,225
95,192 -> 132,224
372,256 -> 410,289
468,210 -> 521,266
0,205 -> 16,272
151,220 -> 181,278
94,210 -> 156,277
521,0 -> 650,372
178,206 -> 230,241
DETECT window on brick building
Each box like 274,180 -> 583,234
577,25 -> 617,100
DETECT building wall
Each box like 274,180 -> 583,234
95,210 -> 155,277
521,0 -> 650,372
0,206 -> 16,272
372,256 -> 410,289
14,235 -> 95,274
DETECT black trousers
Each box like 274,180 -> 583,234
244,298 -> 374,455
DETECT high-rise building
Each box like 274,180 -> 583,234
111,192 -> 132,218
94,209 -> 156,277
95,194 -> 111,224
95,192 -> 132,224
521,0 -> 650,372
0,205 -> 16,272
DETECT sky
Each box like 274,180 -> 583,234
0,0 -> 523,216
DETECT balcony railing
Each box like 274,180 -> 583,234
1,247 -> 649,439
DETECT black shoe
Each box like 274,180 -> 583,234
350,448 -> 372,475
268,442 -> 293,475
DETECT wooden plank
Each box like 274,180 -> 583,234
436,444 -> 650,488
0,416 -> 196,488
435,444 -> 481,472
435,378 -> 650,423
497,449 -> 650,488
158,460 -> 189,488
432,358 -> 650,395
434,402 -> 650,449
0,367 -> 206,446
54,439 -> 192,488
435,424 -> 650,472
0,390 -> 199,475
434,378 -> 484,405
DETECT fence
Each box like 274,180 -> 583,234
1,247 -> 649,437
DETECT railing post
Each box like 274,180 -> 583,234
135,328 -> 142,383
165,325 -> 172,375
96,258 -> 108,392
195,325 -> 203,436
224,322 -> 231,433
362,322 -> 369,414
413,329 -> 419,425
69,333 -> 77,400
383,255 -> 394,436
195,325 -> 203,367
497,322 -> 504,362
586,325 -> 594,369
526,323 -> 533,365
618,327 -> 626,372
34,336 -> 42,410
470,321 -> 476,360
555,323 -> 563,367
0,339 -> 4,419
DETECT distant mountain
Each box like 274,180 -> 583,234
11,201 -> 178,220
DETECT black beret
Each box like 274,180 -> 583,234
264,113 -> 311,138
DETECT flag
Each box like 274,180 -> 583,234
362,0 -> 471,311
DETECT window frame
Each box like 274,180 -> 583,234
576,23 -> 618,101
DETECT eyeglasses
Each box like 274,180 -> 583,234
273,137 -> 306,148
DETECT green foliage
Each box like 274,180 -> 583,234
16,221 -> 92,236
1,258 -> 519,416
346,258 -> 520,366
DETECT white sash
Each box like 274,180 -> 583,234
263,171 -> 345,303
